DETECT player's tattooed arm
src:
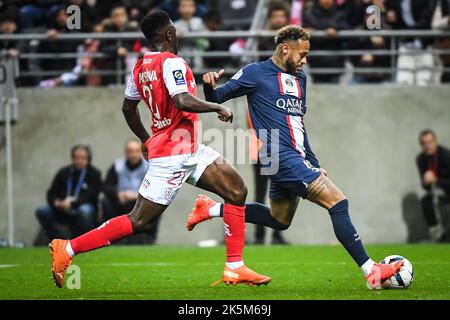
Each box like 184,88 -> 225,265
122,98 -> 150,143
173,93 -> 233,123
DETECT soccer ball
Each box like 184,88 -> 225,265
380,255 -> 414,289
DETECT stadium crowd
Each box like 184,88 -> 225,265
0,0 -> 449,86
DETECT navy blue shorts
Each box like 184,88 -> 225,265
268,157 -> 321,200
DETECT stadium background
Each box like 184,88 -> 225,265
1,0 -> 450,247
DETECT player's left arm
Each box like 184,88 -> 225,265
172,93 -> 233,123
163,57 -> 232,122
303,127 -> 323,173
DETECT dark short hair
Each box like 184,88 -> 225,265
71,144 -> 92,162
419,129 -> 436,141
111,4 -> 127,14
203,9 -> 221,24
275,24 -> 310,45
268,0 -> 290,20
140,10 -> 172,43
0,8 -> 19,24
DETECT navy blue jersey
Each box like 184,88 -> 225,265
204,58 -> 320,184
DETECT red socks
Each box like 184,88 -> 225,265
222,203 -> 245,262
69,206 -> 244,262
70,215 -> 133,255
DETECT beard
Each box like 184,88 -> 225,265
285,56 -> 298,76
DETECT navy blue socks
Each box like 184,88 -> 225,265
328,199 -> 370,267
218,198 -> 370,267
220,202 -> 289,230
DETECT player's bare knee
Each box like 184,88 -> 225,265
128,212 -> 151,233
330,192 -> 346,208
227,184 -> 247,206
275,214 -> 293,227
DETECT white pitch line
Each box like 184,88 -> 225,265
110,262 -> 177,266
0,264 -> 18,268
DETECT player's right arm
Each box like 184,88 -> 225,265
202,64 -> 257,104
122,98 -> 151,158
122,98 -> 150,143
163,57 -> 233,122
172,93 -> 233,123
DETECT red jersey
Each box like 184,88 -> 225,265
125,51 -> 198,159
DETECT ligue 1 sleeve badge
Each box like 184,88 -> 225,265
173,70 -> 186,85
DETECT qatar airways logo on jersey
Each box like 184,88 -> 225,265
138,70 -> 158,83
276,98 -> 304,114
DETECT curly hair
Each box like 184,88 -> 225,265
274,25 -> 310,45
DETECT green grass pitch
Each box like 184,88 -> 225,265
0,244 -> 449,300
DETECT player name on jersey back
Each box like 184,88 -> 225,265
125,51 -> 198,159
138,69 -> 158,83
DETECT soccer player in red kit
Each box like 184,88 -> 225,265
49,10 -> 271,288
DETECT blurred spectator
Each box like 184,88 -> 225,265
102,139 -> 161,244
35,6 -> 81,85
122,0 -> 157,23
0,1 -> 22,13
432,0 -> 450,83
19,0 -> 62,31
98,4 -> 138,85
202,9 -> 232,68
81,0 -> 122,24
215,0 -> 258,30
303,0 -> 350,83
0,5 -> 35,86
289,0 -> 307,25
336,0 -> 366,29
66,0 -> 100,32
36,145 -> 101,241
81,22 -> 104,86
174,0 -> 206,67
417,130 -> 450,242
385,0 -> 437,85
258,0 -> 290,61
0,9 -> 20,59
159,0 -> 206,21
349,1 -> 392,83
38,22 -> 104,87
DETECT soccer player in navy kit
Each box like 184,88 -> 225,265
187,25 -> 403,289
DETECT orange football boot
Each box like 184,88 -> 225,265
186,194 -> 216,231
49,239 -> 72,288
365,260 -> 404,289
211,265 -> 272,287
